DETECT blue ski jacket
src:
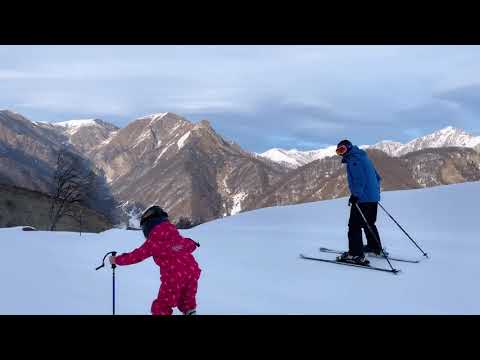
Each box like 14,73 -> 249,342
342,146 -> 381,203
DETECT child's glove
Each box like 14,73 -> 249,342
187,238 -> 200,247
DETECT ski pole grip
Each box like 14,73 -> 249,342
111,251 -> 117,269
96,251 -> 118,271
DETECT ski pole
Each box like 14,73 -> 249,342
355,203 -> 399,273
112,263 -> 116,315
378,202 -> 429,258
96,251 -> 118,315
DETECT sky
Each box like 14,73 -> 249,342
1,45 -> 480,152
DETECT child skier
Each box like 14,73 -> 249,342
109,205 -> 201,315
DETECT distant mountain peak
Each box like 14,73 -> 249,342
259,148 -> 303,168
441,125 -> 454,131
0,109 -> 20,115
0,109 -> 33,123
51,118 -> 118,139
367,127 -> 480,156
55,119 -> 102,128
261,126 -> 480,167
139,112 -> 169,120
194,119 -> 212,129
259,146 -> 337,168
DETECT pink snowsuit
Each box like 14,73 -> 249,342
115,221 -> 201,315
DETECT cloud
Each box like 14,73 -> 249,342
435,83 -> 480,113
1,45 -> 480,152
14,91 -> 133,118
0,69 -> 63,80
186,97 -> 373,152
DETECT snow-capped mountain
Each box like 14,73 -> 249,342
387,126 -> 480,157
364,126 -> 480,157
55,118 -> 105,130
363,140 -> 404,157
50,118 -> 119,154
89,112 -> 290,226
258,146 -> 337,169
261,126 -> 480,167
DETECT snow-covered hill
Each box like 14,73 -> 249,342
0,181 -> 478,314
261,127 -> 480,168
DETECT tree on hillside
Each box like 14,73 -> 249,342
48,149 -> 96,231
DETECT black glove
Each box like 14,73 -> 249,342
348,195 -> 359,206
187,238 -> 200,247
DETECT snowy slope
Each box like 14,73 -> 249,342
0,181 -> 479,314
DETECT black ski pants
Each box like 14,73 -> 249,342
348,202 -> 382,256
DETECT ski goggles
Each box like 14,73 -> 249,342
336,145 -> 349,156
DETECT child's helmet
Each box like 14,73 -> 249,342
140,205 -> 168,226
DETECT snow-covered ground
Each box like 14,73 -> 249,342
0,182 -> 479,314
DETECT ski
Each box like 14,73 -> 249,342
300,254 -> 400,274
319,247 -> 421,264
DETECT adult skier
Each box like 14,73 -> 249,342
335,139 -> 384,265
109,206 -> 201,315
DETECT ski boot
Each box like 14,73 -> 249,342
336,251 -> 370,266
183,309 -> 196,315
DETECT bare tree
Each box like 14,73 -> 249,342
49,149 -> 96,231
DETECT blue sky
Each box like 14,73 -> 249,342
1,45 -> 480,152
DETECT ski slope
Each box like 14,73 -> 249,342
0,181 -> 479,314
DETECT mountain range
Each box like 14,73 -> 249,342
260,126 -> 480,168
0,110 -> 118,225
0,108 -> 479,228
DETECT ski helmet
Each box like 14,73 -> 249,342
140,205 -> 168,226
336,139 -> 353,156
